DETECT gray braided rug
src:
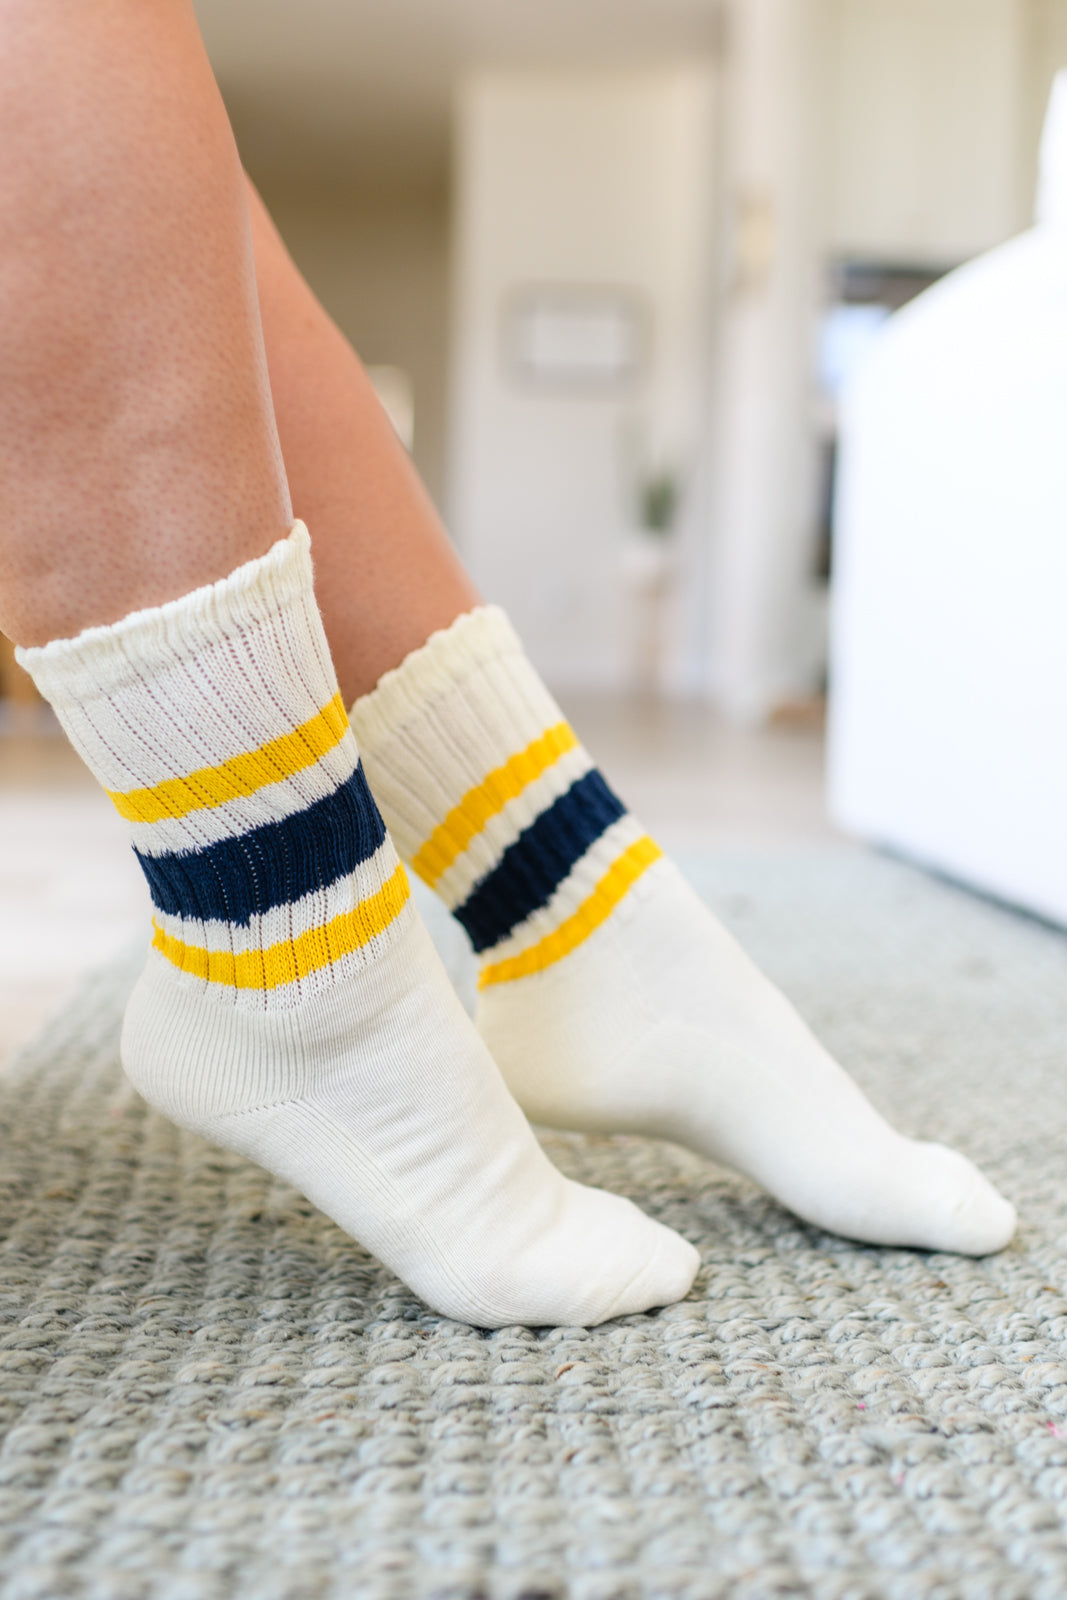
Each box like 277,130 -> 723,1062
2,849 -> 1066,1600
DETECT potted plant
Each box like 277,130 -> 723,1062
622,466 -> 681,693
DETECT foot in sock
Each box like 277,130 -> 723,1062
350,607 -> 1016,1257
16,528 -> 699,1328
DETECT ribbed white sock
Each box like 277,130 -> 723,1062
350,606 -> 1016,1256
17,530 -> 698,1326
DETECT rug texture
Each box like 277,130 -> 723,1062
0,850 -> 1066,1600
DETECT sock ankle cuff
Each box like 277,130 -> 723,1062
349,605 -> 522,748
350,604 -> 573,867
17,523 -> 311,709
349,602 -> 661,987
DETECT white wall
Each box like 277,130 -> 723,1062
826,0 -> 1028,265
448,67 -> 717,693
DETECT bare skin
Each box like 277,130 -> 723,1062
0,0 -> 290,648
247,184 -> 480,704
0,0 -> 473,703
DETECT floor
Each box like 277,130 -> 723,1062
0,694 -> 849,1065
0,708 -> 151,1066
4,836 -> 1063,1598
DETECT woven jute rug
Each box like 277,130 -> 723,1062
1,850 -> 1066,1600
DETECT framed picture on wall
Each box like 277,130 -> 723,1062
502,285 -> 648,390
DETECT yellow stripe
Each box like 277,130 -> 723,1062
478,835 -> 662,988
151,860 -> 410,989
108,694 -> 350,824
411,722 -> 578,887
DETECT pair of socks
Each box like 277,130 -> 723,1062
18,525 -> 1014,1329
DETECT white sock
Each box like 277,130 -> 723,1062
350,606 -> 1016,1256
16,529 -> 698,1326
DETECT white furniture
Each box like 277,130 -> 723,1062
828,75 -> 1067,927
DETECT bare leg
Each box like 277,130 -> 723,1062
0,0 -> 290,648
247,183 -> 478,704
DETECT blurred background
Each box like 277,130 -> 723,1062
206,0 -> 1066,713
2,0 -> 1065,1055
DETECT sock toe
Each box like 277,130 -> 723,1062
925,1145 -> 1016,1256
599,1224 -> 700,1322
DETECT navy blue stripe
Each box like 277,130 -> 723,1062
455,769 -> 625,953
135,763 -> 387,926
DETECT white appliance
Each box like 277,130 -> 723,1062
828,75 -> 1067,927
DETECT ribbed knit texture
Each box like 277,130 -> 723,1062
351,606 -> 1017,1258
350,606 -> 661,988
17,535 -> 699,1327
22,524 -> 407,1009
